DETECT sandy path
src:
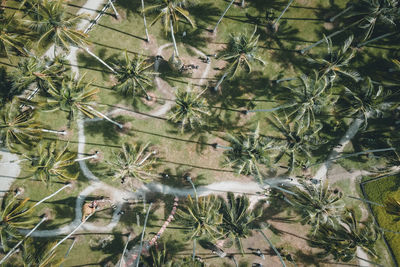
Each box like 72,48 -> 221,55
0,150 -> 21,198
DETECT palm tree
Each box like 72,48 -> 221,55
0,195 -> 35,252
141,0 -> 150,42
144,0 -> 195,57
306,35 -> 360,82
301,0 -> 399,53
0,100 -> 41,150
384,196 -> 400,220
11,55 -> 66,93
25,141 -> 78,184
341,77 -> 390,130
0,14 -> 27,61
215,27 -> 265,91
270,0 -> 295,32
25,0 -> 89,55
219,192 -> 262,254
112,52 -> 157,100
285,180 -> 344,235
223,124 -> 273,181
267,115 -> 323,172
107,142 -> 158,185
259,72 -> 330,130
176,194 -> 223,243
169,87 -> 210,133
21,238 -> 63,267
40,74 -> 122,128
308,209 -> 379,262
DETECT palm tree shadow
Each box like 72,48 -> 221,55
85,119 -> 122,144
187,2 -> 220,28
114,0 -> 142,17
157,166 -> 207,188
76,49 -> 113,79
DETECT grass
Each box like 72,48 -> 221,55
363,174 -> 400,266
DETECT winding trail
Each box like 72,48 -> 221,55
0,150 -> 21,198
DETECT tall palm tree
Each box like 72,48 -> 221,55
11,55 -> 66,93
25,141 -> 78,184
215,27 -> 265,91
144,0 -> 195,56
0,100 -> 41,150
0,195 -> 35,252
301,0 -> 399,53
219,192 -> 262,254
25,0 -> 89,55
212,0 -> 235,33
33,74 -> 122,128
223,124 -> 273,181
176,194 -> 223,241
21,238 -> 63,267
107,142 -> 158,185
275,72 -> 330,130
112,52 -> 157,100
341,77 -> 390,130
285,180 -> 344,235
141,0 -> 150,42
169,87 -> 210,133
0,14 -> 27,61
308,209 -> 379,262
267,115 -> 323,172
306,35 -> 360,83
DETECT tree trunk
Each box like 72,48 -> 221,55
272,0 -> 295,30
84,47 -> 116,74
108,0 -> 119,19
214,72 -> 228,91
85,105 -> 123,129
186,176 -> 198,201
257,230 -> 286,267
170,19 -> 179,57
41,129 -> 66,135
192,238 -> 196,261
213,0 -> 235,33
135,203 -> 153,267
32,183 -> 71,209
329,6 -> 353,22
241,0 -> 245,8
0,217 -> 47,264
74,153 -> 98,162
48,213 -> 94,255
119,233 -> 132,267
59,238 -> 77,267
141,0 -> 150,42
138,151 -> 156,166
300,18 -> 363,54
357,31 -> 398,48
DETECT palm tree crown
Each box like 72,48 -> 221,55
176,195 -> 223,240
308,209 -> 379,262
169,87 -> 210,132
0,14 -> 26,61
218,27 -> 265,79
223,124 -> 273,181
107,142 -> 158,185
25,0 -> 89,51
26,141 -> 78,184
306,35 -> 360,82
0,100 -> 41,150
286,180 -> 344,235
112,52 -> 157,99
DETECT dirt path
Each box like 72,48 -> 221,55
0,149 -> 21,198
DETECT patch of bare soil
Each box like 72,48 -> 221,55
323,22 -> 334,30
143,34 -> 159,54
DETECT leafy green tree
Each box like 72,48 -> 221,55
144,0 -> 195,56
308,209 -> 379,262
112,52 -> 157,100
223,124 -> 273,181
306,35 -> 360,82
25,0 -> 89,54
215,27 -> 265,91
0,100 -> 41,150
11,55 -> 66,93
219,192 -> 262,253
107,142 -> 158,185
0,195 -> 35,252
176,195 -> 223,240
267,115 -> 323,172
25,141 -> 78,184
169,88 -> 210,133
286,180 -> 344,235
